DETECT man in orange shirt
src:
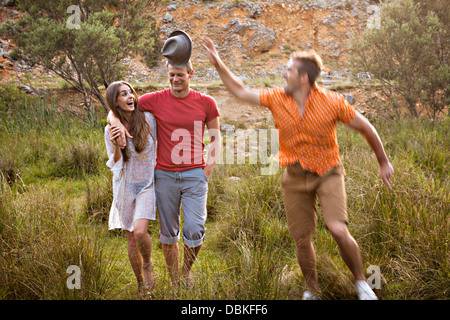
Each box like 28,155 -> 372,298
203,37 -> 393,300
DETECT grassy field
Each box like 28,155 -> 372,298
0,90 -> 448,300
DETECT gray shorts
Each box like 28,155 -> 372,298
155,168 -> 208,248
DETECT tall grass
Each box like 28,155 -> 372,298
205,165 -> 296,299
0,176 -> 124,299
0,92 -> 126,299
0,92 -> 448,299
199,118 -> 449,300
338,118 -> 449,299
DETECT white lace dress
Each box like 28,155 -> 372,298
104,112 -> 157,232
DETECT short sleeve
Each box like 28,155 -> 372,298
259,88 -> 276,111
144,112 -> 157,143
138,92 -> 156,112
337,96 -> 356,125
205,95 -> 220,123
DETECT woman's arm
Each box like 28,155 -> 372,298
107,111 -> 133,149
109,125 -> 123,163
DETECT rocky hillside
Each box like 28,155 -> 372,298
130,0 -> 377,85
0,0 -> 377,80
0,0 -> 382,122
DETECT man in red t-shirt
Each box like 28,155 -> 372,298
108,60 -> 220,288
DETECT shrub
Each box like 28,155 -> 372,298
349,0 -> 449,119
0,82 -> 25,113
51,141 -> 102,178
0,0 -> 162,118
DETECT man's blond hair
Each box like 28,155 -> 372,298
290,50 -> 323,86
166,59 -> 193,74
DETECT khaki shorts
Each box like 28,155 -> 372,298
281,163 -> 348,243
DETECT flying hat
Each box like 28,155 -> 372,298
161,30 -> 193,68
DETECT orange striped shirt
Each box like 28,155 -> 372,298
260,83 -> 356,175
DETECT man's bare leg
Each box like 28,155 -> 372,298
327,221 -> 365,281
327,221 -> 377,299
182,244 -> 202,287
294,236 -> 320,295
162,243 -> 180,285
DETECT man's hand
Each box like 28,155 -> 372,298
203,163 -> 214,181
380,161 -> 394,190
113,125 -> 132,149
203,37 -> 221,67
202,37 -> 261,105
348,112 -> 394,191
108,126 -> 121,147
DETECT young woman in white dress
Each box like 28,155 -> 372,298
104,81 -> 157,295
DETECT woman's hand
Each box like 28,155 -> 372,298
109,125 -> 122,148
107,111 -> 133,149
109,126 -> 123,162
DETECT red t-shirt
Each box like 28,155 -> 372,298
138,89 -> 219,171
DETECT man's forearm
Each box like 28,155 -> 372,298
361,123 -> 389,166
214,60 -> 247,99
204,123 -> 221,179
204,37 -> 260,105
349,113 -> 389,165
107,111 -> 122,126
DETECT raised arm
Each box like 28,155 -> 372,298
347,112 -> 394,190
203,37 -> 260,105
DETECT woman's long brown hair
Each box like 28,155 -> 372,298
105,81 -> 153,162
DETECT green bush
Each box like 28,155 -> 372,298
349,0 -> 449,119
0,0 -> 162,117
0,83 -> 25,113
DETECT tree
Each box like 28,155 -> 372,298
411,0 -> 450,119
1,0 -> 162,124
349,0 -> 449,119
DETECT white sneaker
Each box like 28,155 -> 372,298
302,290 -> 321,300
355,280 -> 378,300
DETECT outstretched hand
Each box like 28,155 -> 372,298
203,37 -> 221,67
